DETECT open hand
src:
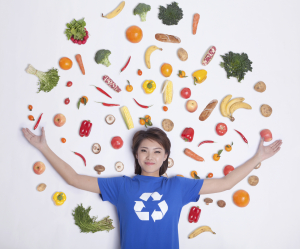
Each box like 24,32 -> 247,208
22,127 -> 47,151
256,137 -> 282,162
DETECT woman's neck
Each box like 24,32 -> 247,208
141,170 -> 160,177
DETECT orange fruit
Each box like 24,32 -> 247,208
139,119 -> 145,125
233,190 -> 250,207
176,174 -> 184,177
225,144 -> 232,152
161,63 -> 173,77
59,57 -> 73,70
61,138 -> 66,143
126,26 -> 143,43
81,96 -> 88,104
191,170 -> 198,178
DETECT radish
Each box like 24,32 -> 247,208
74,39 -> 78,43
83,36 -> 88,40
86,31 -> 88,35
71,36 -> 74,41
78,40 -> 82,45
82,40 -> 86,44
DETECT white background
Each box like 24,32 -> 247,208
0,0 -> 299,248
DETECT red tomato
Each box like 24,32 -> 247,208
223,165 -> 234,176
216,123 -> 227,136
67,81 -> 72,87
64,98 -> 70,105
180,88 -> 191,99
111,136 -> 123,149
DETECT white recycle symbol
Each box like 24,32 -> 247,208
134,192 -> 168,222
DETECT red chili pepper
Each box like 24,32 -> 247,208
121,56 -> 131,73
234,129 -> 248,144
133,98 -> 153,108
181,128 -> 194,142
79,120 -> 92,137
90,85 -> 112,98
198,140 -> 215,147
95,102 -> 120,107
72,151 -> 86,166
188,206 -> 201,223
34,113 -> 43,130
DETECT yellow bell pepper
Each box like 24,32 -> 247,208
142,80 -> 156,94
192,70 -> 207,85
53,192 -> 67,206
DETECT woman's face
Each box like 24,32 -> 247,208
136,139 -> 168,177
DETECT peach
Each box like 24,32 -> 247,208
186,100 -> 198,113
260,129 -> 272,142
33,161 -> 46,175
54,114 -> 66,127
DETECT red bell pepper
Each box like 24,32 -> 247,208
79,120 -> 92,137
188,206 -> 201,223
181,127 -> 194,142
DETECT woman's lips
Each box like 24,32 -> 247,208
145,162 -> 155,165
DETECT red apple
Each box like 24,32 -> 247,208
33,161 -> 46,175
54,114 -> 66,127
186,100 -> 198,113
180,88 -> 191,99
260,129 -> 272,142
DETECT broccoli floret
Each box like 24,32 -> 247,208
134,3 -> 151,22
95,49 -> 111,67
220,51 -> 253,82
158,2 -> 183,26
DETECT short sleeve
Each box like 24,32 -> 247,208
176,176 -> 204,206
97,176 -> 126,206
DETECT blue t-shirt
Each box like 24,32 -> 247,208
97,175 -> 204,249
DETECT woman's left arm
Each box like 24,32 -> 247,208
199,138 -> 282,195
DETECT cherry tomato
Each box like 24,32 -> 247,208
28,115 -> 35,121
207,173 -> 213,178
61,138 -> 66,143
180,88 -> 191,99
67,81 -> 72,87
64,98 -> 70,105
28,105 -> 33,111
163,106 -> 168,111
111,136 -> 124,149
216,123 -> 227,136
223,165 -> 235,176
137,69 -> 142,76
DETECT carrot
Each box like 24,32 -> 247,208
75,54 -> 85,75
192,13 -> 200,35
184,148 -> 204,162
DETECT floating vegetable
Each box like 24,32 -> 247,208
142,80 -> 156,94
133,98 -> 152,108
34,113 -> 43,130
121,56 -> 131,73
120,106 -> 134,130
79,120 -> 92,137
72,151 -> 86,166
53,192 -> 67,206
188,206 -> 201,223
75,54 -> 85,75
90,85 -> 112,98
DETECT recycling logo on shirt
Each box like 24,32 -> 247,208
134,192 -> 168,222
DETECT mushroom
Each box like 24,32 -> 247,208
254,162 -> 261,169
204,198 -> 213,205
162,173 -> 168,178
248,175 -> 259,186
92,143 -> 101,154
168,158 -> 174,168
217,200 -> 226,208
94,165 -> 105,175
115,162 -> 124,172
105,115 -> 115,125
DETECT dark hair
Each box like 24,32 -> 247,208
132,127 -> 171,176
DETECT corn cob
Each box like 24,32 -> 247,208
120,106 -> 134,130
161,80 -> 173,104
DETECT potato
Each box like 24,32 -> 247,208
248,175 -> 259,186
254,81 -> 266,92
37,183 -> 46,192
177,48 -> 188,61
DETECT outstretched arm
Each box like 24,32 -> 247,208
199,138 -> 282,195
22,127 -> 100,194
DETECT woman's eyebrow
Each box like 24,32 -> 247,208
140,147 -> 162,150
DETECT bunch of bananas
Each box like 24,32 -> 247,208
220,94 -> 252,121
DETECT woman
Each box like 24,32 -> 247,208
22,127 -> 282,249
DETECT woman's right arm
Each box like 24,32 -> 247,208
22,127 -> 100,194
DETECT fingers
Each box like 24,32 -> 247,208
273,147 -> 281,155
259,137 -> 264,146
22,128 -> 32,141
270,140 -> 282,150
26,128 -> 36,137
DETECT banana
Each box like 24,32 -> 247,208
225,97 -> 245,116
229,102 -> 252,118
162,80 -> 173,104
145,45 -> 163,69
188,226 -> 216,239
102,1 -> 125,19
220,95 -> 232,117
